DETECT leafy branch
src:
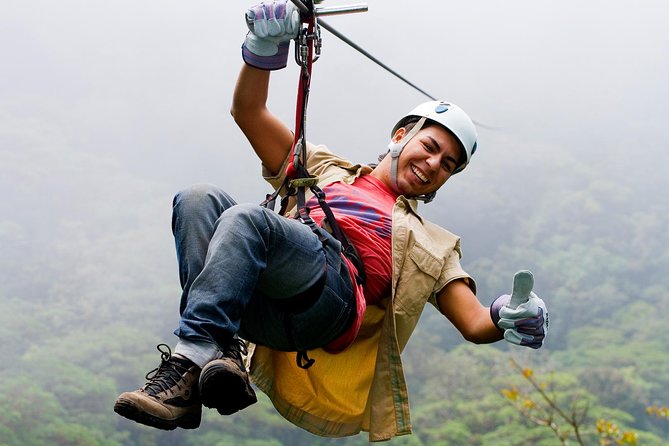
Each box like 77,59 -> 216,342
646,405 -> 669,421
500,358 -> 638,446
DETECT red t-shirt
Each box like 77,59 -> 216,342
302,174 -> 398,352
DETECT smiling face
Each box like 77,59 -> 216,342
373,123 -> 463,197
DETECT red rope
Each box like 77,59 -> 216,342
285,16 -> 314,180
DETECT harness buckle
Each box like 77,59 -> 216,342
289,175 -> 319,188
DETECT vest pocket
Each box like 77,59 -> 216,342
394,242 -> 443,315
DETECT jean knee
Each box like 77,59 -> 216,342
217,203 -> 267,229
173,184 -> 221,207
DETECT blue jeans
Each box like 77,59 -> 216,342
171,184 -> 355,352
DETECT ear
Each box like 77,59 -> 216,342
392,127 -> 407,143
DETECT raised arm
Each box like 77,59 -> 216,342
231,65 -> 293,176
231,1 -> 301,176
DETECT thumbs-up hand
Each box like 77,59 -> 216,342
490,271 -> 548,349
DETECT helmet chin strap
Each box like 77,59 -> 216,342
416,190 -> 436,203
387,117 -> 435,203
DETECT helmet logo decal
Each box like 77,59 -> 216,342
435,103 -> 450,113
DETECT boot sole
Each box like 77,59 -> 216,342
199,360 -> 258,415
114,398 -> 201,430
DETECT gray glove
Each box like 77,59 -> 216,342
242,1 -> 301,70
490,271 -> 549,349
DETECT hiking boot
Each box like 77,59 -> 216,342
199,338 -> 257,415
114,344 -> 202,430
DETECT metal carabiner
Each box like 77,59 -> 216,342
294,28 -> 312,75
313,22 -> 322,62
290,0 -> 367,67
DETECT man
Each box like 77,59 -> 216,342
114,1 -> 548,441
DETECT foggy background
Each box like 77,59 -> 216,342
1,0 -> 669,443
4,0 -> 667,196
3,0 -> 667,307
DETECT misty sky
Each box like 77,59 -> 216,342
3,4 -> 669,439
2,0 -> 668,253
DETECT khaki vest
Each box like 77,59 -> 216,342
248,144 -> 474,441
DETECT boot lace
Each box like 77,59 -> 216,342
143,344 -> 193,396
221,338 -> 248,364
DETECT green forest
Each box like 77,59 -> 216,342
2,126 -> 668,446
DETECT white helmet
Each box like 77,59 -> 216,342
390,100 -> 478,175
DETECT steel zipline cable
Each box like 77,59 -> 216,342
288,0 -> 493,128
318,19 -> 438,102
316,18 -> 494,129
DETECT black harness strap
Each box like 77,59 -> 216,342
275,162 -> 367,287
309,184 -> 366,286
